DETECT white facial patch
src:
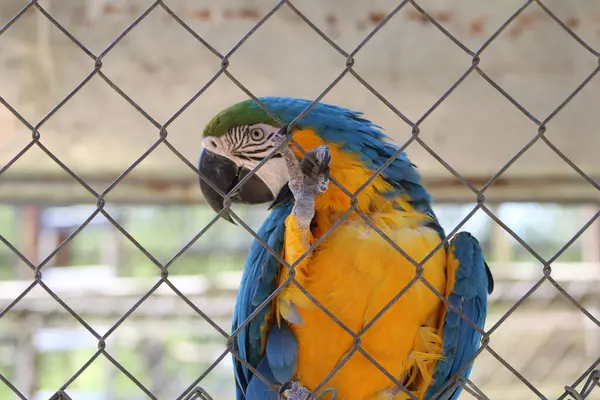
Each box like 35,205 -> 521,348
201,124 -> 290,197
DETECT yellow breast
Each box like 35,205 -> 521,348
275,130 -> 448,399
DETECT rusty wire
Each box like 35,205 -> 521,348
0,0 -> 599,399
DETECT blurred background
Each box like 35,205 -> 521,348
0,0 -> 599,399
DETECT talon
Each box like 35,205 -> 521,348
279,381 -> 293,398
299,145 -> 330,196
314,145 -> 331,168
317,180 -> 329,194
271,125 -> 290,147
279,382 -> 337,400
279,381 -> 311,400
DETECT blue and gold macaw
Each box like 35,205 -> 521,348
197,97 -> 494,400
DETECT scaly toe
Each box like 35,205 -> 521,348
280,381 -> 311,400
314,145 -> 331,167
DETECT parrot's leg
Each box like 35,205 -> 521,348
272,128 -> 334,400
271,126 -> 331,231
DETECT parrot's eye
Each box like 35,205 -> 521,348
250,127 -> 265,141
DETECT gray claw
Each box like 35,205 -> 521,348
279,382 -> 338,400
270,125 -> 290,147
280,381 -> 311,400
299,145 -> 331,196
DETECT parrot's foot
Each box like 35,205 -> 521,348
271,126 -> 331,231
279,381 -> 337,400
279,381 -> 311,400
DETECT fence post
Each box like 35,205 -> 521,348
14,311 -> 39,399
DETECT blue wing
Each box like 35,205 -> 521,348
425,232 -> 494,400
232,202 -> 298,400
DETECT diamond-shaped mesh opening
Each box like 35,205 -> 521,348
0,3 -> 97,124
352,5 -> 475,122
35,76 -> 164,194
93,280 -> 231,398
225,4 -> 347,100
0,283 -> 102,393
483,278 -> 598,398
476,2 -> 599,119
97,5 -> 224,122
415,72 -> 543,182
1,1 -> 600,399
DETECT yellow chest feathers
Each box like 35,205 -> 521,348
276,209 -> 447,399
274,128 -> 448,399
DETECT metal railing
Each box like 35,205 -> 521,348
1,1 -> 599,399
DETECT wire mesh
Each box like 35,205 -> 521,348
0,1 -> 599,399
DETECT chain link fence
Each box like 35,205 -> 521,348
1,1 -> 599,399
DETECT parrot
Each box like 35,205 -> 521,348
197,97 -> 494,400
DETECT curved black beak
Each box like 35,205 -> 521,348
198,149 -> 275,223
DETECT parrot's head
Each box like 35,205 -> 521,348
198,99 -> 288,222
199,97 -> 434,225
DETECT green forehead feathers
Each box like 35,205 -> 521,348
203,100 -> 278,138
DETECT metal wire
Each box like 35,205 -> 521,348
564,369 -> 600,400
0,1 -> 599,399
